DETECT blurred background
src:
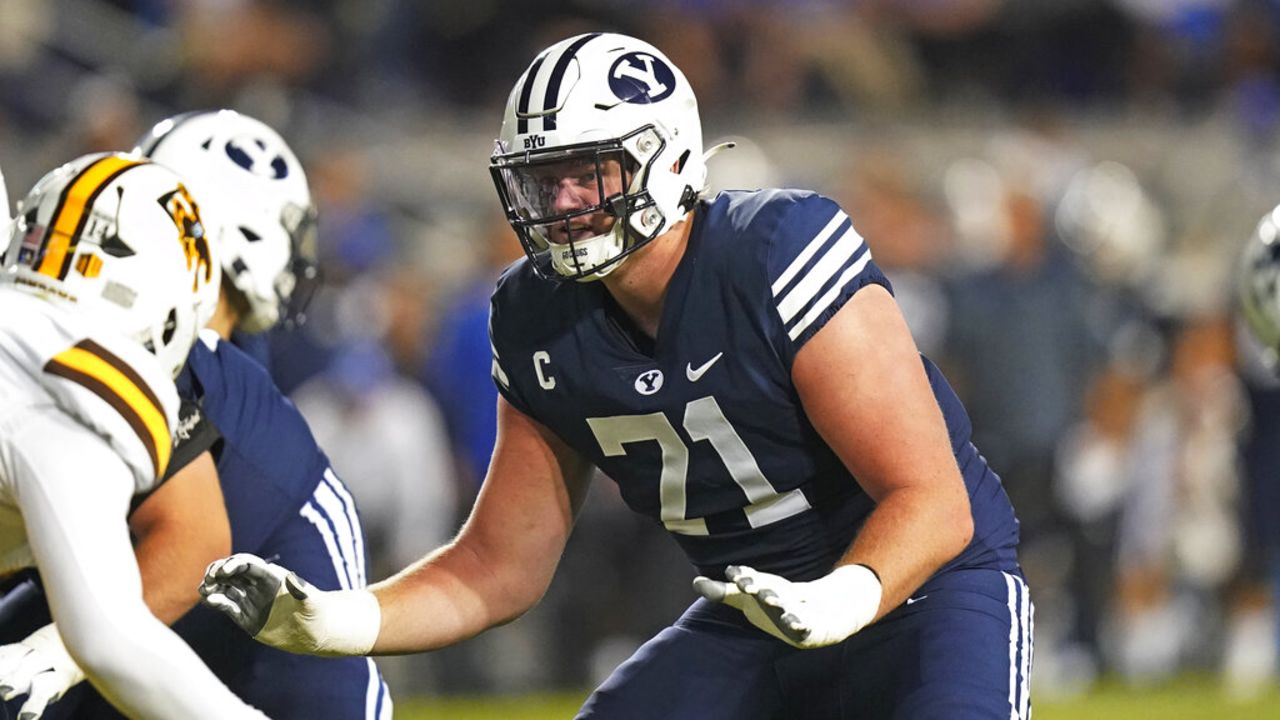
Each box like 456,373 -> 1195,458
4,0 -> 1280,714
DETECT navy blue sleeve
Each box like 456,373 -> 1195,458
763,193 -> 890,363
488,267 -> 538,419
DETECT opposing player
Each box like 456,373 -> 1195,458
201,34 -> 1031,718
0,112 -> 390,719
0,153 -> 268,718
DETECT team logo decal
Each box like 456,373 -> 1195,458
158,184 -> 214,290
634,369 -> 664,395
224,135 -> 289,179
608,52 -> 676,104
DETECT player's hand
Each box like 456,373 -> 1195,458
692,564 -> 882,649
199,553 -> 381,657
0,624 -> 85,720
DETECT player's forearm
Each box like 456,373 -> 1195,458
69,609 -> 266,719
841,481 -> 973,618
368,539 -> 547,654
135,531 -> 219,624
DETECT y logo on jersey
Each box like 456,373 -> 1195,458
635,369 -> 664,395
608,52 -> 676,104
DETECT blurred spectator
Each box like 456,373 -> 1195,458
1113,317 -> 1246,684
421,215 -> 523,495
293,338 -> 457,578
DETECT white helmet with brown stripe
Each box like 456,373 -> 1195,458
2,152 -> 220,378
490,33 -> 709,281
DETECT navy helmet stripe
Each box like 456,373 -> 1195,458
541,33 -> 602,132
515,56 -> 547,135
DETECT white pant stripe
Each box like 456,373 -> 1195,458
323,468 -> 368,587
299,501 -> 353,590
1022,584 -> 1035,719
1004,573 -> 1020,719
313,480 -> 360,588
1002,572 -> 1034,720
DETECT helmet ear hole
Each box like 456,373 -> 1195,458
161,308 -> 178,345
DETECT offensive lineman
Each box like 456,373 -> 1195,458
201,33 -> 1032,718
0,112 -> 391,719
0,153 -> 268,718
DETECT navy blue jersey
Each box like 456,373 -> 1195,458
490,189 -> 1019,581
176,332 -> 338,553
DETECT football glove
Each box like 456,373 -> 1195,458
692,564 -> 882,649
199,553 -> 381,657
0,624 -> 85,720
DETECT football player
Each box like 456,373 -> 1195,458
0,113 -> 390,719
0,153 -> 268,718
201,33 -> 1032,718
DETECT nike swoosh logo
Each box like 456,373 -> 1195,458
686,352 -> 724,382
905,594 -> 928,606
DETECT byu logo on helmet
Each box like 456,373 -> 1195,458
608,52 -> 676,104
634,369 -> 664,395
224,136 -> 289,180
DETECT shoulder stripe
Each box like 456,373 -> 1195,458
43,340 -> 171,477
540,33 -> 602,131
770,209 -> 848,296
36,156 -> 144,280
775,225 -> 867,324
786,252 -> 873,341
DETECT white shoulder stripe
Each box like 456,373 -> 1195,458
490,339 -> 510,388
777,226 -> 867,324
786,252 -> 873,341
771,209 -> 847,296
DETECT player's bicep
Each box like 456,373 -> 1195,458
460,395 -> 591,579
791,284 -> 959,501
129,451 -> 230,625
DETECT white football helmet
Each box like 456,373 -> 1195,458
135,109 -> 319,333
1240,204 -> 1280,365
490,33 -> 707,281
2,152 -> 220,377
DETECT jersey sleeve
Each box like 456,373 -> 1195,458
40,337 -> 180,490
488,276 -> 538,418
764,193 -> 891,361
162,398 -> 221,481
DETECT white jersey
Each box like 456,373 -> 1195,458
0,286 -> 267,719
0,288 -> 178,486
0,287 -> 178,572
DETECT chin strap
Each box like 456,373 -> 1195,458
703,141 -> 737,162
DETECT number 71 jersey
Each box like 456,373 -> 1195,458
490,189 -> 1020,581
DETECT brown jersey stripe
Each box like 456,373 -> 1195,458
43,357 -> 165,478
74,339 -> 166,416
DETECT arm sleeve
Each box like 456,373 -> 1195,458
488,295 -> 536,418
764,193 -> 891,365
5,411 -> 265,719
161,399 -> 221,481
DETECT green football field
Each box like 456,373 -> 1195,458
393,678 -> 1280,719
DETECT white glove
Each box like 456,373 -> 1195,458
199,553 -> 381,657
0,624 -> 86,720
693,564 -> 882,649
